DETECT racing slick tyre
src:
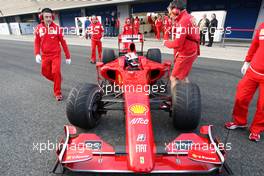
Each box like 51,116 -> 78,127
66,83 -> 103,129
172,82 -> 201,131
146,48 -> 162,63
103,49 -> 116,64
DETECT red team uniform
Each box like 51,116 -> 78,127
226,23 -> 264,140
164,10 -> 200,80
155,18 -> 163,40
163,16 -> 172,40
134,17 -> 140,34
34,22 -> 70,97
88,18 -> 104,63
122,18 -> 134,50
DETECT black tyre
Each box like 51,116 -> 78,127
172,82 -> 201,131
66,83 -> 103,129
146,48 -> 161,63
103,49 -> 116,64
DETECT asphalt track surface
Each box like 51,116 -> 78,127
0,39 -> 263,176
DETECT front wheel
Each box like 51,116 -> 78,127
171,82 -> 201,131
66,83 -> 103,129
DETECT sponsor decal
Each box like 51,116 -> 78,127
84,141 -> 102,150
137,134 -> 146,142
39,28 -> 45,37
129,104 -> 148,116
192,153 -> 216,161
260,29 -> 264,36
140,156 -> 145,164
130,118 -> 149,125
66,155 -> 90,160
259,36 -> 264,40
136,144 -> 147,153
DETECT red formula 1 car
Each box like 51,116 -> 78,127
52,34 -> 232,175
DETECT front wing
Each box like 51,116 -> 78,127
53,125 -> 228,174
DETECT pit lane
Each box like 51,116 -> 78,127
0,39 -> 263,176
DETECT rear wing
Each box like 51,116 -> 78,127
118,34 -> 144,56
118,34 -> 144,43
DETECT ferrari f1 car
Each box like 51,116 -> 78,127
52,34 -> 232,174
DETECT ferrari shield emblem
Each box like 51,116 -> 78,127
140,156 -> 145,164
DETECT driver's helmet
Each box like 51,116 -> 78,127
125,52 -> 139,68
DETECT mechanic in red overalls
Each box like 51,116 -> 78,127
34,8 -> 71,101
225,23 -> 264,142
163,0 -> 200,92
123,18 -> 133,35
134,16 -> 140,34
87,16 -> 104,64
163,15 -> 172,40
155,15 -> 163,40
122,18 -> 133,51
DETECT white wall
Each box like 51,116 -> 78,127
191,11 -> 227,42
0,23 -> 11,35
117,4 -> 131,33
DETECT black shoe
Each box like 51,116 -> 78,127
90,60 -> 96,64
206,44 -> 212,47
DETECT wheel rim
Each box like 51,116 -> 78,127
91,93 -> 102,122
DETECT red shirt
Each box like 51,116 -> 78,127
245,23 -> 264,74
88,22 -> 104,41
164,10 -> 200,57
155,19 -> 163,29
164,18 -> 172,29
134,18 -> 140,28
148,16 -> 154,25
34,22 -> 70,59
123,24 -> 133,35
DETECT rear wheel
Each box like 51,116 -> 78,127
172,82 -> 201,131
146,48 -> 161,63
66,83 -> 103,129
102,49 -> 116,64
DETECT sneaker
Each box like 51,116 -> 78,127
55,95 -> 63,101
249,133 -> 260,142
225,121 -> 247,130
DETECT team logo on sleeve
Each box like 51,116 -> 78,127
260,29 -> 264,36
260,29 -> 264,40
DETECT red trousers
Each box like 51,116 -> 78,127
163,28 -> 170,40
156,27 -> 162,40
91,39 -> 102,62
171,55 -> 197,80
41,54 -> 62,96
232,68 -> 264,134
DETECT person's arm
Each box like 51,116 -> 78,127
214,19 -> 218,28
245,26 -> 260,62
198,19 -> 202,27
34,27 -> 41,56
164,25 -> 187,49
101,25 -> 105,37
122,26 -> 126,35
58,28 -> 70,59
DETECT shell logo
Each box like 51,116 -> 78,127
129,104 -> 148,115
